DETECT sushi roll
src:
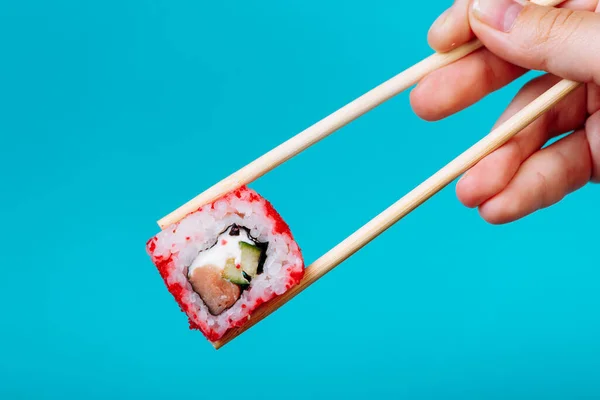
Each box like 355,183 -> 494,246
146,186 -> 304,341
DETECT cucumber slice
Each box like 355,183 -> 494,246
239,241 -> 262,279
222,258 -> 248,285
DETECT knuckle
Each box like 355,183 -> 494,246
523,8 -> 583,70
537,8 -> 580,44
534,170 -> 551,209
480,55 -> 498,91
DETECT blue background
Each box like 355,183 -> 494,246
1,0 -> 599,399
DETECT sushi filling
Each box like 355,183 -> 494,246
187,224 -> 267,315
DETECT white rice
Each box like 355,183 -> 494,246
150,188 -> 302,338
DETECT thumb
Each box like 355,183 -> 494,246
469,0 -> 600,84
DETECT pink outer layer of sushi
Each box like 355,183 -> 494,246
146,186 -> 305,341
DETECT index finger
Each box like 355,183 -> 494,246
428,0 -> 475,52
427,0 -> 594,53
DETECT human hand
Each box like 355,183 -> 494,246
411,0 -> 600,224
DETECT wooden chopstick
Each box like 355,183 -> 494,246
158,0 -> 566,229
212,78 -> 581,349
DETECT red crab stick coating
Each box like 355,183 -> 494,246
146,186 -> 304,341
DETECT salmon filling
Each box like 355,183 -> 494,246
187,224 -> 267,315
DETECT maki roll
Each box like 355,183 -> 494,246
146,186 -> 304,341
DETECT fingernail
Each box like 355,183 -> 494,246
472,0 -> 526,32
458,171 -> 470,184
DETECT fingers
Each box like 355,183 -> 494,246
410,48 -> 526,121
585,110 -> 600,182
469,1 -> 600,84
589,83 -> 600,115
428,0 -> 474,52
560,0 -> 600,11
456,74 -> 587,208
428,0 -> 599,53
478,130 -> 592,224
419,0 -> 599,121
